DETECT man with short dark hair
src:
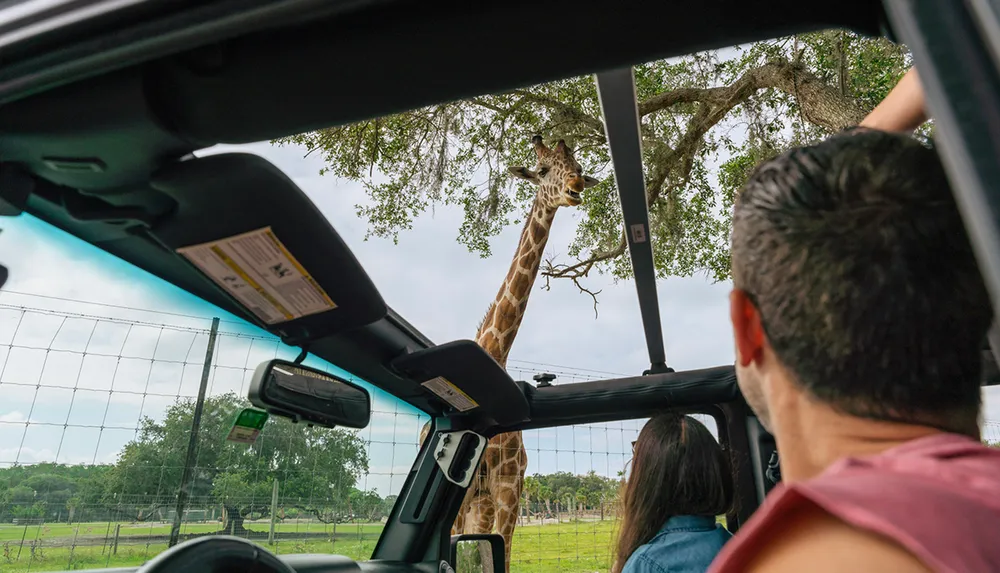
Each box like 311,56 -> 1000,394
708,122 -> 1000,571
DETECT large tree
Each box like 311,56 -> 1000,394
104,393 -> 369,534
276,31 -> 912,294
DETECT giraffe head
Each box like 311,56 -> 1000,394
508,135 -> 600,208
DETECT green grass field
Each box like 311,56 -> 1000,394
0,518 -> 724,573
0,537 -> 380,572
0,521 -> 384,543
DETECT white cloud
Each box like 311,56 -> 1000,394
0,410 -> 27,423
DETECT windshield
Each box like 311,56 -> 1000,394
4,23 -> 1000,573
0,214 -> 427,571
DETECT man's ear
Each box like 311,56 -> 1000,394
582,175 -> 601,188
730,289 -> 766,367
508,166 -> 540,184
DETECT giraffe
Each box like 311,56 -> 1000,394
421,135 -> 600,573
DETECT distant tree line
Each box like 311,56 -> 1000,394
520,470 -> 622,522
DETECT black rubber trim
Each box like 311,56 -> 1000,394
882,0 -> 1000,364
496,366 -> 739,433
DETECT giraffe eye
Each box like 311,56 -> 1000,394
537,167 -> 550,176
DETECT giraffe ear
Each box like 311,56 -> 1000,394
509,166 -> 540,184
582,175 -> 601,188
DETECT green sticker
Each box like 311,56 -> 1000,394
226,408 -> 269,444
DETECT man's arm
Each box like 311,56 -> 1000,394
743,501 -> 933,573
859,67 -> 928,132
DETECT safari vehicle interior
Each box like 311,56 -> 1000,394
2,0 -> 1000,572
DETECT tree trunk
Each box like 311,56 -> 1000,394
222,505 -> 248,536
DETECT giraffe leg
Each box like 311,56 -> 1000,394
453,485 -> 478,535
490,475 -> 524,573
468,495 -> 496,573
465,492 -> 495,534
452,491 -> 490,573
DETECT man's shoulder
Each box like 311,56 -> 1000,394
738,500 -> 932,573
709,433 -> 1000,573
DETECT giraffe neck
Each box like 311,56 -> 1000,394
475,196 -> 558,368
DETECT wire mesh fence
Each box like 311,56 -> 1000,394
984,420 -> 1000,444
0,300 -> 425,572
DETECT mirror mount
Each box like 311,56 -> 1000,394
450,534 -> 504,573
432,430 -> 487,488
293,345 -> 309,364
248,359 -> 371,429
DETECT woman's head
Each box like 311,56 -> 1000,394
612,413 -> 733,573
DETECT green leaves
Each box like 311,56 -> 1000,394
277,31 -> 911,285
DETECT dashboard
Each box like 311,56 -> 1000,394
77,554 -> 443,573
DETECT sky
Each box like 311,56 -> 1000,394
2,133 -> 999,499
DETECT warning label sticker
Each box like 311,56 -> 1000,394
421,376 -> 479,412
177,227 -> 337,325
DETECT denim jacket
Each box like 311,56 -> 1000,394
621,515 -> 732,573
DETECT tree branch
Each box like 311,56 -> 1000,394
132,502 -> 165,522
541,258 -> 605,319
511,90 -> 606,135
639,58 -> 864,130
541,236 -> 627,281
544,57 -> 866,293
292,504 -> 340,524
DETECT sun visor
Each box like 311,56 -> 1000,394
391,340 -> 530,427
148,152 -> 386,342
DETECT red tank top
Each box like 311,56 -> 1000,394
708,433 -> 1000,573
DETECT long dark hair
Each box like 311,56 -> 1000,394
612,413 -> 733,573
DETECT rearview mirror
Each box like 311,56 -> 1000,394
450,534 -> 504,573
248,359 -> 371,429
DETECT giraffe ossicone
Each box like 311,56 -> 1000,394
419,135 -> 599,573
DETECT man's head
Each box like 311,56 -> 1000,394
729,128 -> 992,436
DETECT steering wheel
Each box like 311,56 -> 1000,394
136,535 -> 296,573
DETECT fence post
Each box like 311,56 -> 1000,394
68,526 -> 79,566
268,479 -> 279,545
168,317 -> 220,547
112,524 -> 120,555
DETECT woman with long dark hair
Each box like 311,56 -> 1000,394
613,413 -> 734,573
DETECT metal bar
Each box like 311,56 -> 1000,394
882,0 -> 1000,365
168,316 -> 220,547
594,68 -> 669,372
